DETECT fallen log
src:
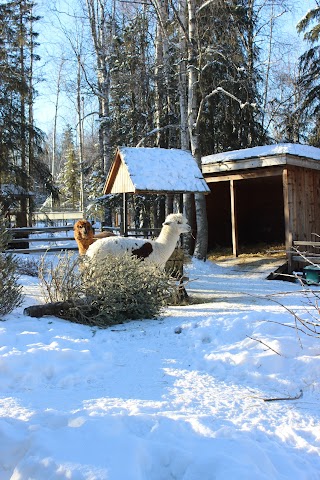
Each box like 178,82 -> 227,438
24,301 -> 76,318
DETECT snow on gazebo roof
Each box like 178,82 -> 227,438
104,147 -> 210,195
202,143 -> 320,174
0,184 -> 33,197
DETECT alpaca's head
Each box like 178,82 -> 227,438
162,213 -> 191,235
74,220 -> 94,242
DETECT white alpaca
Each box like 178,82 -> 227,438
85,213 -> 191,268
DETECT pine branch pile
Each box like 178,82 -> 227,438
38,252 -> 175,327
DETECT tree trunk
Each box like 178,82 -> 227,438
153,0 -> 174,149
52,59 -> 64,181
187,0 -> 208,260
76,55 -> 85,217
85,0 -> 114,175
154,22 -> 164,147
178,0 -> 195,254
85,0 -> 116,225
19,2 -> 28,228
24,301 -> 77,318
27,5 -> 35,226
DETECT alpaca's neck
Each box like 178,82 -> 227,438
76,237 -> 95,255
155,225 -> 180,259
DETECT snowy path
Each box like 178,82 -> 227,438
0,259 -> 319,479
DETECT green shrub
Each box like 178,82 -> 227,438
0,219 -> 23,317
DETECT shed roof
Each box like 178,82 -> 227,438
202,143 -> 320,175
104,147 -> 210,194
0,184 -> 33,198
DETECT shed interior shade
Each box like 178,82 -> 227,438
104,147 -> 210,194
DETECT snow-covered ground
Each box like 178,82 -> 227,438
0,256 -> 319,479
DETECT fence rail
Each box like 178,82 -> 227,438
3,225 -> 162,254
4,225 -> 77,254
289,240 -> 320,271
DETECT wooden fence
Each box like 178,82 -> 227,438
288,240 -> 320,272
5,225 -> 78,254
4,225 -> 155,254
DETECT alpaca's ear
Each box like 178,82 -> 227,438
163,220 -> 172,226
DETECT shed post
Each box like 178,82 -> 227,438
282,168 -> 293,270
230,180 -> 239,257
121,192 -> 128,236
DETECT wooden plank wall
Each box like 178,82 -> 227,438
287,166 -> 320,243
110,161 -> 135,194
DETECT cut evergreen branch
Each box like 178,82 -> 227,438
36,252 -> 178,327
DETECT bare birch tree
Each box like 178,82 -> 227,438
85,0 -> 116,175
185,0 -> 208,259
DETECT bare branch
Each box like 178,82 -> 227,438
262,389 -> 303,402
195,86 -> 255,130
246,335 -> 282,356
136,124 -> 181,147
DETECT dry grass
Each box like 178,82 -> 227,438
208,243 -> 286,262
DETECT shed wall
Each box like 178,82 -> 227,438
287,166 -> 320,242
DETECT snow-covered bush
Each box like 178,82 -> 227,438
0,220 -> 23,317
17,257 -> 40,277
39,252 -> 81,303
39,252 -> 174,327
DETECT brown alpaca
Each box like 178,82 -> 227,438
74,219 -> 115,255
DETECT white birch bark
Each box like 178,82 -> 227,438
85,0 -> 115,174
76,54 -> 85,217
178,0 -> 194,253
186,0 -> 208,259
154,22 -> 164,147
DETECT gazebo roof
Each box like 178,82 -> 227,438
202,143 -> 320,175
103,147 -> 210,194
0,184 -> 33,198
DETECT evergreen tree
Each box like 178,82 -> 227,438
298,6 -> 320,145
109,10 -> 156,148
194,0 -> 266,155
58,127 -> 80,209
0,213 -> 23,316
0,0 -> 52,223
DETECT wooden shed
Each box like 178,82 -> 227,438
103,146 -> 210,234
104,147 -> 209,195
201,143 -> 320,260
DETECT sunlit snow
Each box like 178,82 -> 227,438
0,255 -> 319,479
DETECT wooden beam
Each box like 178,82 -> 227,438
7,226 -> 74,234
202,153 -> 320,175
5,247 -> 78,254
292,256 -> 320,263
230,179 -> 239,257
202,155 -> 286,174
282,168 -> 292,248
103,149 -> 121,194
204,166 -> 284,183
8,236 -> 75,243
293,241 -> 320,247
283,168 -> 293,271
122,192 -> 128,236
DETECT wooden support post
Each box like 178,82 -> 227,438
230,179 -> 239,257
121,192 -> 128,236
283,168 -> 293,271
